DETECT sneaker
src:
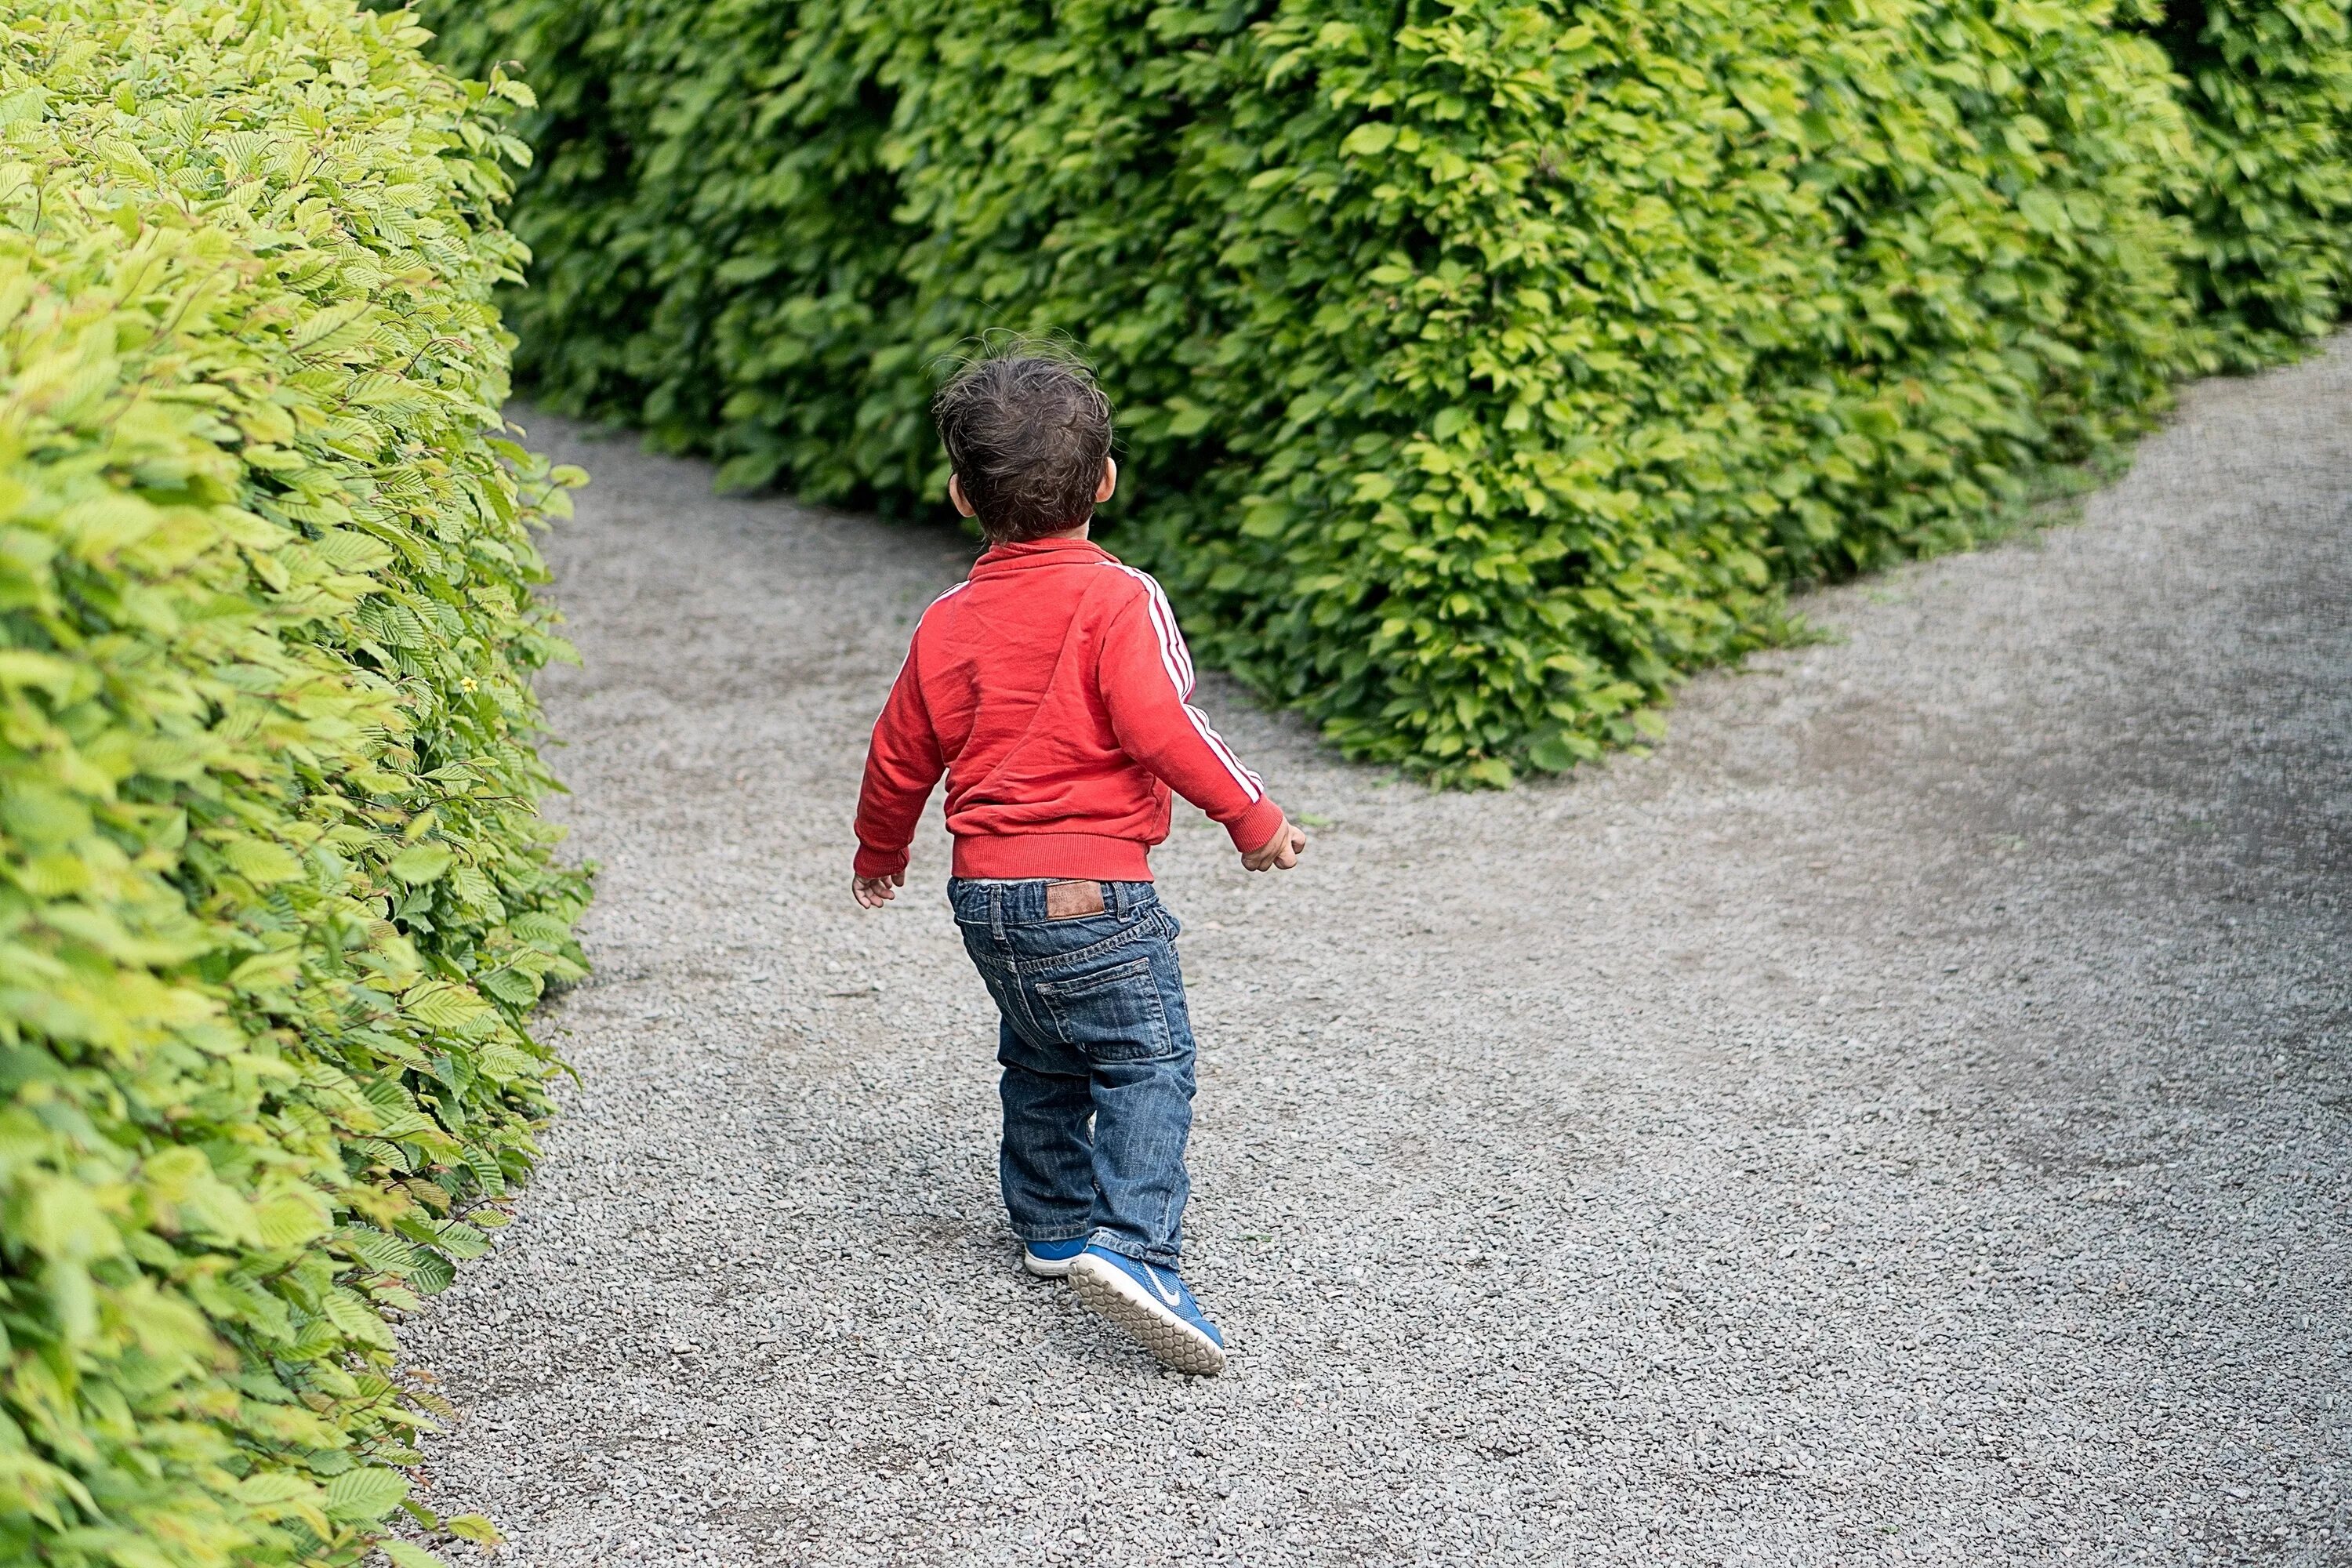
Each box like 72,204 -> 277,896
1066,1246 -> 1227,1376
1021,1236 -> 1088,1279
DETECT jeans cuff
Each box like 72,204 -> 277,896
1016,1225 -> 1091,1244
1087,1227 -> 1179,1269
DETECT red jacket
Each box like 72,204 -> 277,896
853,537 -> 1285,882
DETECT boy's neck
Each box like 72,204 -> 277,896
985,517 -> 1093,549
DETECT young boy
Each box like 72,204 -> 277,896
850,348 -> 1305,1376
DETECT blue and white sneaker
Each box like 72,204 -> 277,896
1021,1237 -> 1088,1279
1066,1246 -> 1227,1376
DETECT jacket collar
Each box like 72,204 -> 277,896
970,535 -> 1117,577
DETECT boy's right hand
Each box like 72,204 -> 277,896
1242,815 -> 1307,872
852,871 -> 905,908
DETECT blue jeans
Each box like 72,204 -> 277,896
948,878 -> 1195,1268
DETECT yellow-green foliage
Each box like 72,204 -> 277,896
0,3 -> 585,1564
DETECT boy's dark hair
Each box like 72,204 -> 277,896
931,342 -> 1114,544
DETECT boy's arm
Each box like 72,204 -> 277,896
852,649 -> 946,886
1098,578 -> 1290,858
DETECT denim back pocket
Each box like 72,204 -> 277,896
1031,952 -> 1175,1064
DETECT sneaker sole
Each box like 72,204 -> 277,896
1066,1254 -> 1227,1376
1022,1250 -> 1077,1279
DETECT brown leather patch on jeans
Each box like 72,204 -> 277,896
1045,880 -> 1107,920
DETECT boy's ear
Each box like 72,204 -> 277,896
948,472 -> 978,518
1095,456 -> 1118,505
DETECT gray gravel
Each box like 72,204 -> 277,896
403,341 -> 2352,1566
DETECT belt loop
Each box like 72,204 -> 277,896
1110,880 -> 1128,918
989,883 -> 1007,948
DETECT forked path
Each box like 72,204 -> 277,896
405,347 -> 2351,1566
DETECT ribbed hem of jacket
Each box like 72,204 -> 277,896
950,832 -> 1156,881
851,842 -> 911,881
1219,796 -> 1288,859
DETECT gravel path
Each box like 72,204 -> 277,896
405,343 -> 2351,1566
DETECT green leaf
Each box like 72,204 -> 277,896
405,982 -> 491,1029
435,1221 -> 492,1261
1526,733 -> 1578,773
0,649 -> 80,698
222,837 -> 303,884
409,1248 -> 457,1295
323,1287 -> 398,1349
387,843 -> 455,884
477,967 -> 542,1007
238,1474 -> 323,1505
253,1192 -> 332,1249
20,1178 -> 124,1261
445,1514 -> 505,1546
324,1466 -> 409,1523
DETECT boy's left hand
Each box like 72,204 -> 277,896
1242,815 -> 1307,872
853,872 -> 905,908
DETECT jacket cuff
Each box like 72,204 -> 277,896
853,842 -> 910,880
1221,796 -> 1287,857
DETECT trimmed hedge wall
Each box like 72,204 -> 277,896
2150,0 -> 2352,365
434,0 -> 2341,781
0,3 -> 583,1565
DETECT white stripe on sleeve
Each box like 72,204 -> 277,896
1109,564 -> 1261,801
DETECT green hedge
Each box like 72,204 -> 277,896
2147,0 -> 2352,366
0,3 -> 584,1565
430,0 -> 2227,781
